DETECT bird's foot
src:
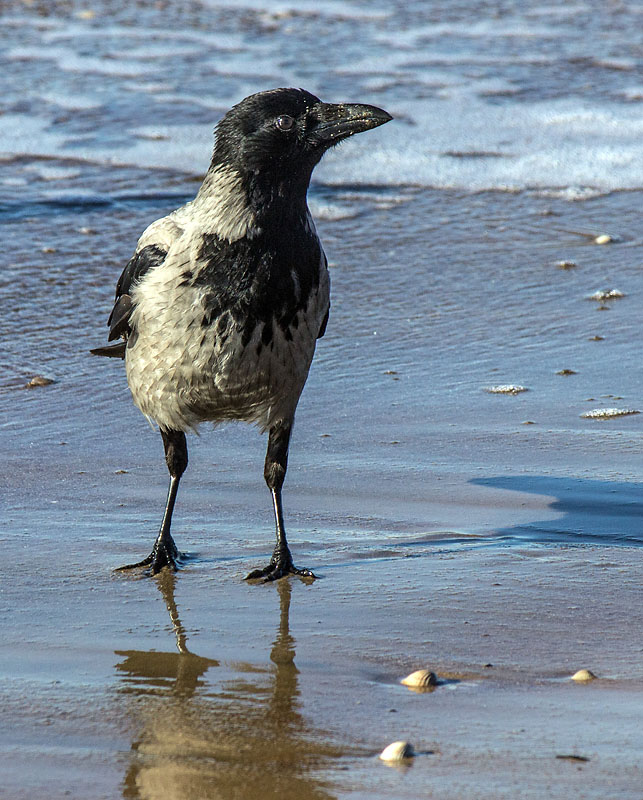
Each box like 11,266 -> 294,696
116,536 -> 181,575
245,549 -> 316,583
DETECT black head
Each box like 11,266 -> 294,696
211,88 -> 392,186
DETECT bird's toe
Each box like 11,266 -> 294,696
245,565 -> 271,581
245,558 -> 316,583
292,566 -> 316,580
116,538 -> 180,575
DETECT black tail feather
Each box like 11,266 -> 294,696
90,343 -> 126,359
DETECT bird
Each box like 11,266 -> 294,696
91,87 -> 392,580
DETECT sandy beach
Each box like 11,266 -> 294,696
2,490 -> 642,799
2,1 -> 643,797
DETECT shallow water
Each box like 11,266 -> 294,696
1,1 -> 643,798
3,0 -> 643,191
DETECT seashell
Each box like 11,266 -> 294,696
26,376 -> 55,388
401,669 -> 438,688
594,234 -> 613,244
484,385 -> 528,395
556,754 -> 589,762
572,669 -> 597,682
379,740 -> 415,761
587,289 -> 624,301
556,260 -> 577,269
581,408 -> 639,419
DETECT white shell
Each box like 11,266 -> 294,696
594,234 -> 613,244
587,288 -> 624,301
581,408 -> 640,419
26,375 -> 55,388
379,741 -> 415,761
572,668 -> 597,682
556,260 -> 577,269
485,385 -> 528,395
401,669 -> 438,688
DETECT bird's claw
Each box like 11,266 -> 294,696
116,538 -> 181,575
245,553 -> 316,583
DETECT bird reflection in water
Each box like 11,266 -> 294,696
115,573 -> 340,799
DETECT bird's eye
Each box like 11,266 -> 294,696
275,115 -> 294,131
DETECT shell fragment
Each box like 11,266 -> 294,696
572,669 -> 597,682
379,741 -> 415,761
401,669 -> 438,688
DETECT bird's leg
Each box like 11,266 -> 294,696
246,420 -> 316,582
116,429 -> 188,575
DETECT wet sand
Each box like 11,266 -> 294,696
2,159 -> 643,797
1,520 -> 642,799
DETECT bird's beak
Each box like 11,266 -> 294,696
308,102 -> 393,147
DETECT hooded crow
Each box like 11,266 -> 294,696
92,87 -> 392,580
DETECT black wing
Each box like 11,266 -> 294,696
91,244 -> 167,358
317,305 -> 330,339
316,250 -> 330,339
107,244 -> 167,341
